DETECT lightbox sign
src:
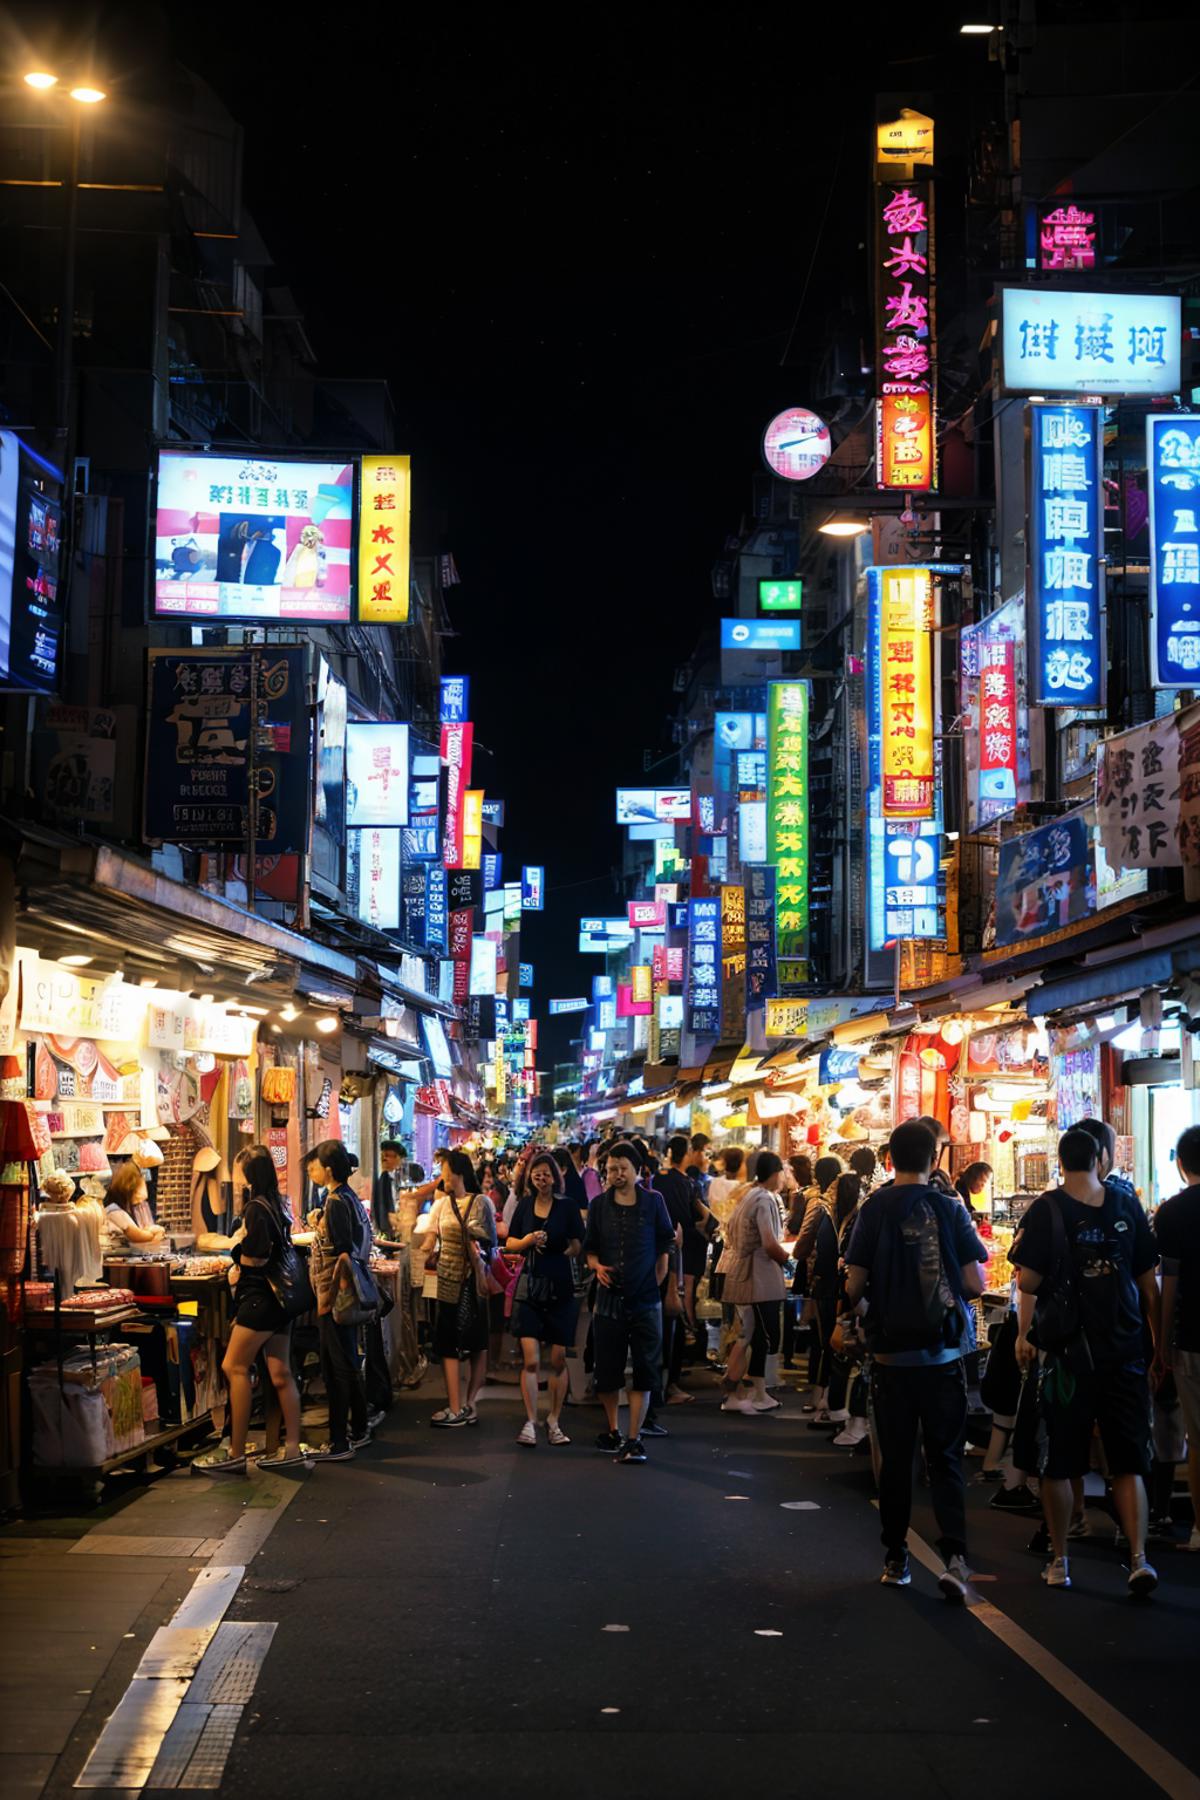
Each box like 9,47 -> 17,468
425,864 -> 447,951
549,998 -> 589,1015
715,712 -> 767,751
519,962 -> 534,987
1000,289 -> 1180,396
615,788 -> 692,823
154,450 -> 354,622
482,852 -> 502,891
761,408 -> 831,483
875,182 -> 935,491
721,618 -> 801,652
1028,403 -> 1104,708
871,568 -> 935,817
470,935 -> 498,997
1038,205 -> 1096,274
345,722 -> 410,829
766,680 -> 810,983
1148,416 -> 1200,686
357,455 -> 411,622
462,789 -> 484,870
441,721 -> 473,868
628,900 -> 667,929
598,998 -> 617,1030
593,975 -> 614,999
0,432 -> 63,694
685,897 -> 721,1037
868,808 -> 942,949
759,579 -> 803,612
512,999 -> 531,1022
745,864 -> 776,1009
739,800 -> 767,864
521,865 -> 545,910
439,675 -> 470,723
355,827 -> 400,932
482,799 -> 505,825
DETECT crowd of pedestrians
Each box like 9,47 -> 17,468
199,1113 -> 1200,1605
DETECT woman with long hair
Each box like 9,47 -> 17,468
198,1145 -> 308,1474
423,1148 -> 497,1428
507,1151 -> 584,1445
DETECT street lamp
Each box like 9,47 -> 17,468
818,517 -> 870,538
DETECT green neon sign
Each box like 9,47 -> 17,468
759,578 -> 803,612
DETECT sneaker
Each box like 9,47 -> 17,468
516,1420 -> 537,1447
1146,1516 -> 1177,1544
367,1408 -> 386,1430
720,1396 -> 756,1415
546,1419 -> 570,1446
881,1555 -> 911,1587
194,1449 -> 247,1475
429,1409 -> 470,1429
1041,1556 -> 1071,1588
616,1438 -> 647,1464
349,1429 -> 373,1450
310,1442 -> 355,1461
1027,1525 -> 1051,1557
1128,1554 -> 1158,1597
254,1447 -> 313,1470
640,1419 -> 670,1438
750,1395 -> 783,1413
1067,1513 -> 1091,1541
832,1418 -> 870,1448
938,1555 -> 971,1603
990,1483 -> 1040,1514
463,1405 -> 480,1427
595,1429 -> 623,1453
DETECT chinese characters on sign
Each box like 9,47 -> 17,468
994,810 -> 1095,949
521,865 -> 544,910
745,865 -> 777,1009
355,827 -> 400,931
345,722 -> 410,829
1096,714 -> 1182,870
440,720 -> 474,868
720,885 -> 747,1040
425,864 -> 447,951
1028,404 -> 1104,708
1001,289 -> 1180,396
628,900 -> 667,928
875,179 -> 935,491
357,455 -> 411,622
961,598 -> 1027,830
439,675 -> 470,723
686,897 -> 721,1038
877,567 -> 935,817
1038,205 -> 1096,273
1147,416 -> 1200,687
766,680 -> 810,985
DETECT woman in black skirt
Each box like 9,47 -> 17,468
200,1145 -> 308,1474
507,1152 -> 584,1446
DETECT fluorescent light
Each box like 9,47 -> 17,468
69,85 -> 106,103
1096,1014 -> 1117,1031
60,954 -> 93,967
960,22 -> 996,32
24,71 -> 58,89
280,1004 -> 299,1023
819,518 -> 870,538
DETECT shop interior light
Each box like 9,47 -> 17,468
69,84 -> 106,103
138,977 -> 158,988
314,1014 -> 340,1034
198,993 -> 214,1005
238,1004 -> 270,1016
959,22 -> 998,32
23,71 -> 59,88
280,1004 -> 299,1023
60,954 -> 93,967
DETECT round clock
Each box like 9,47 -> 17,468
762,406 -> 832,482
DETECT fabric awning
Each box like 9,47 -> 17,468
1028,949 -> 1175,1019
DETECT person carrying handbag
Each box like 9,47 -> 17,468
507,1152 -> 584,1446
425,1149 -> 497,1428
309,1139 -> 372,1462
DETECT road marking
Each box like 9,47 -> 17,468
905,1530 -> 1200,1800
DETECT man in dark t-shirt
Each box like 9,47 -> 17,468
1154,1123 -> 1200,1553
585,1144 -> 675,1464
1013,1126 -> 1160,1595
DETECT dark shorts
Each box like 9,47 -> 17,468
231,1279 -> 288,1335
1039,1358 -> 1153,1482
680,1235 -> 709,1280
434,1291 -> 489,1359
514,1296 -> 579,1347
593,1305 -> 663,1393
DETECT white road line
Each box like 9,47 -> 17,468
905,1530 -> 1200,1800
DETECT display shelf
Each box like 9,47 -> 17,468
25,1306 -> 141,1333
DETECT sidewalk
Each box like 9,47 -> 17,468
0,1464 -> 300,1799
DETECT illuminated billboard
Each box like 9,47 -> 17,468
615,788 -> 691,824
346,722 -> 410,828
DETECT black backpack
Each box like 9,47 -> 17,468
875,1190 -> 962,1351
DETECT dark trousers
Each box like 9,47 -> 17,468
872,1359 -> 968,1561
319,1314 -> 368,1450
364,1318 -> 393,1414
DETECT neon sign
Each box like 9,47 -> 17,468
1028,403 -> 1104,708
876,179 -> 935,491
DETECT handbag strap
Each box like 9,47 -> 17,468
449,1193 -> 480,1254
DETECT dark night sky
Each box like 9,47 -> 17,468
178,8 -> 985,1065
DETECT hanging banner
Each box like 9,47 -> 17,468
766,680 -> 810,985
462,788 -> 484,871
1000,289 -> 1180,398
1147,415 -> 1200,687
425,863 -> 448,951
482,852 -> 502,891
439,675 -> 470,723
440,721 -> 474,869
355,826 -> 400,931
144,647 -> 309,852
875,178 -> 936,491
720,885 -> 747,1041
1096,713 -> 1183,870
745,864 -> 777,1009
357,455 -> 411,622
1028,402 -> 1104,708
628,899 -> 667,929
961,596 -> 1028,831
685,897 -> 721,1038
994,810 -> 1095,949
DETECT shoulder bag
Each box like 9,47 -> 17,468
331,1193 -> 381,1327
451,1195 -> 492,1301
255,1200 -> 316,1322
1030,1191 -> 1093,1373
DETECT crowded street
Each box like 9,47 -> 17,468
4,2 -> 1200,1796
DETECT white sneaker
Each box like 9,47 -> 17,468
1183,1528 -> 1200,1553
1128,1554 -> 1158,1597
832,1417 -> 870,1447
720,1395 -> 756,1415
750,1395 -> 783,1413
1042,1556 -> 1071,1589
938,1555 -> 970,1603
516,1420 -> 537,1447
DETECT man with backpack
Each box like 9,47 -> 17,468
845,1120 -> 987,1599
1013,1126 -> 1161,1595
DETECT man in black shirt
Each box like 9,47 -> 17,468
1014,1127 -> 1161,1594
585,1143 -> 675,1464
1154,1124 -> 1200,1554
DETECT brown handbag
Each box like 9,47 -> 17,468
451,1195 -> 491,1300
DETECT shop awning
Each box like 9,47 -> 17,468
702,1043 -> 743,1082
729,1047 -> 765,1084
1029,949 -> 1175,1018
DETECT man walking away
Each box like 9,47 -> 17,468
585,1144 -> 675,1464
1154,1126 -> 1200,1552
845,1120 -> 986,1600
1014,1127 -> 1160,1595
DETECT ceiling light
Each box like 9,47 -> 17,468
280,1004 -> 299,1023
60,954 -> 93,967
198,994 -> 214,1005
960,22 -> 997,32
238,1004 -> 270,1016
1096,1014 -> 1117,1031
314,1014 -> 339,1034
139,976 -> 158,988
24,71 -> 58,89
69,85 -> 106,103
818,517 -> 870,538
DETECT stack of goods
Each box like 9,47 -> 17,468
177,1254 -> 231,1277
153,1129 -> 195,1234
59,1287 -> 137,1310
29,1345 -> 146,1466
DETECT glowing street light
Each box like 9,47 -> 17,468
818,517 -> 870,538
69,85 -> 107,103
23,70 -> 58,89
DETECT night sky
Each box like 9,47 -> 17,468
182,8 -> 986,1066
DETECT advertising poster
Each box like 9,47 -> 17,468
441,721 -> 474,868
0,431 -> 63,694
440,675 -> 470,722
355,827 -> 400,932
144,647 -> 309,852
994,810 -> 1095,949
346,722 -> 409,828
686,897 -> 721,1038
154,450 -> 354,622
875,567 -> 935,817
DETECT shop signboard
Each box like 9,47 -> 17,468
875,180 -> 936,491
685,897 -> 721,1038
1038,205 -> 1097,274
549,998 -> 589,1015
0,432 -> 63,694
760,408 -> 831,483
154,449 -> 355,622
1028,403 -> 1104,709
615,788 -> 692,824
425,863 -> 448,951
739,799 -> 767,865
144,647 -> 309,852
720,885 -> 747,1040
994,810 -> 1095,949
19,956 -> 147,1042
628,899 -> 666,929
461,789 -> 484,871
961,597 -> 1028,831
521,865 -> 545,910
819,1046 -> 862,1085
512,999 -> 531,1021
745,864 -> 777,1009
631,965 -> 653,1006
1096,713 -> 1183,870
470,934 -> 498,998
346,721 -> 410,828
592,974 -> 613,1000
597,998 -> 617,1030
759,578 -> 803,612
764,996 -> 810,1039
483,852 -> 502,891
439,675 -> 470,723
1147,416 -> 1200,687
440,721 -> 474,869
1000,289 -> 1180,396
519,962 -> 534,988
355,826 -> 401,931
766,679 -> 810,985
357,455 -> 411,623
503,882 -> 523,930
720,618 -> 801,652
482,798 -> 505,825
867,804 -> 942,949
715,712 -> 767,752
402,864 -> 426,941
869,567 -> 935,818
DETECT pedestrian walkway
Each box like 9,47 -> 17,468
7,1380 -> 1200,1800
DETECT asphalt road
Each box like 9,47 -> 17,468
217,1375 -> 1200,1800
